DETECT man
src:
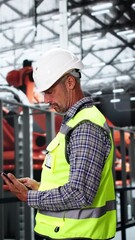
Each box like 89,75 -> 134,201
1,48 -> 116,240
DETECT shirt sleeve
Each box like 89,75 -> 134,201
28,121 -> 111,211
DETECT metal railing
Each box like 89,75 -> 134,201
0,87 -> 56,240
111,126 -> 135,240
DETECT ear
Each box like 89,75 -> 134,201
65,75 -> 76,89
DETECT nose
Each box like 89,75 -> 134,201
44,93 -> 51,104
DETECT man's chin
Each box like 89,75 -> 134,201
51,105 -> 66,113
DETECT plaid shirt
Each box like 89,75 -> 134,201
28,97 -> 112,211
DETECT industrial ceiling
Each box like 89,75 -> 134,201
0,0 -> 135,100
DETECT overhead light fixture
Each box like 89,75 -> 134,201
93,91 -> 102,95
93,38 -> 108,45
51,14 -> 60,21
91,9 -> 110,16
116,75 -> 130,81
91,62 -> 105,67
130,97 -> 135,101
91,2 -> 113,11
83,35 -> 98,42
51,12 -> 71,20
14,20 -> 36,32
110,99 -> 120,103
131,3 -> 135,10
16,25 -> 36,32
126,32 -> 135,39
113,88 -> 124,93
117,29 -> 133,36
14,20 -> 32,28
120,58 -> 135,63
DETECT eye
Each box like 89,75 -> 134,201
46,88 -> 53,95
47,89 -> 53,94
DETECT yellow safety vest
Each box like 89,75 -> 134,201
35,106 -> 116,239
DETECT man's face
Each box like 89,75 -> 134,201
43,76 -> 70,113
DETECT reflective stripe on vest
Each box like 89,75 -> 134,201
39,200 -> 115,219
60,121 -> 110,136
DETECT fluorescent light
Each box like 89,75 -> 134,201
113,88 -> 124,93
130,97 -> 135,101
14,20 -> 32,28
91,9 -> 110,16
127,32 -> 135,39
22,25 -> 36,31
92,62 -> 105,67
131,3 -> 135,10
93,91 -> 102,95
93,38 -> 108,45
116,75 -> 130,81
83,36 -> 98,42
51,12 -> 71,20
93,101 -> 101,105
110,99 -> 120,103
120,58 -> 135,63
51,14 -> 59,20
14,20 -> 36,31
91,3 -> 113,11
117,29 -> 133,36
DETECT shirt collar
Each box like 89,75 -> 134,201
63,96 -> 93,123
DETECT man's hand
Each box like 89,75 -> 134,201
19,177 -> 40,190
1,173 -> 28,202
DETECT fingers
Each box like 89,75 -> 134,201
19,177 -> 30,184
6,173 -> 17,183
1,173 -> 28,201
19,178 -> 40,190
1,172 -> 13,183
6,173 -> 22,190
19,177 -> 33,189
1,172 -> 13,185
1,173 -> 26,192
1,174 -> 32,190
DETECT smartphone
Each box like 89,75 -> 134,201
0,171 -> 13,183
0,171 -> 31,189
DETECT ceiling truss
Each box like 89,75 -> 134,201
0,0 -> 134,96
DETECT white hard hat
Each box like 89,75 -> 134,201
33,48 -> 84,92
